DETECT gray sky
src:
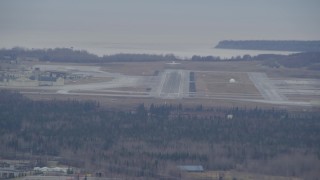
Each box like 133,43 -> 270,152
0,0 -> 319,49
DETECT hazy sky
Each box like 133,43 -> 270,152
0,0 -> 319,49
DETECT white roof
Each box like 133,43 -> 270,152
229,78 -> 236,83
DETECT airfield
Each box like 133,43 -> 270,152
1,61 -> 319,109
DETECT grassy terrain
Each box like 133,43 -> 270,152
186,170 -> 302,180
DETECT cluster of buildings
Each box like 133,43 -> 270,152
0,161 -> 78,179
0,67 -> 65,87
0,161 -> 31,179
33,166 -> 72,176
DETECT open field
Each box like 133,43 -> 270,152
65,77 -> 114,85
15,171 -> 303,180
186,170 -> 302,180
1,61 -> 319,109
195,71 -> 261,99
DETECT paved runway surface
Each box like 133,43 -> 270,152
157,70 -> 189,99
248,72 -> 287,101
5,64 -> 318,107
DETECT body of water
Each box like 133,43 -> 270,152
76,42 -> 295,59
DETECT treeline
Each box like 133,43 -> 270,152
0,47 -> 178,63
215,40 -> 320,52
0,47 -> 253,63
0,47 -> 99,62
1,47 -> 320,70
0,90 -> 319,179
192,52 -> 320,70
191,54 -> 252,61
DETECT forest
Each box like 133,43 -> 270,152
0,90 -> 319,179
0,47 -> 178,63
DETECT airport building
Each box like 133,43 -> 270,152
0,68 -> 65,87
0,162 -> 29,179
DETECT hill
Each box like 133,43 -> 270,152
215,40 -> 320,52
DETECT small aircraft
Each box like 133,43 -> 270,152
166,61 -> 181,65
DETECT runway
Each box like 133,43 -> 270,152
157,70 -> 189,99
3,64 -> 318,107
248,72 -> 287,101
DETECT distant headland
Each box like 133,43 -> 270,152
215,40 -> 320,52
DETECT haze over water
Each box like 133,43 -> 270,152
1,0 -> 319,58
